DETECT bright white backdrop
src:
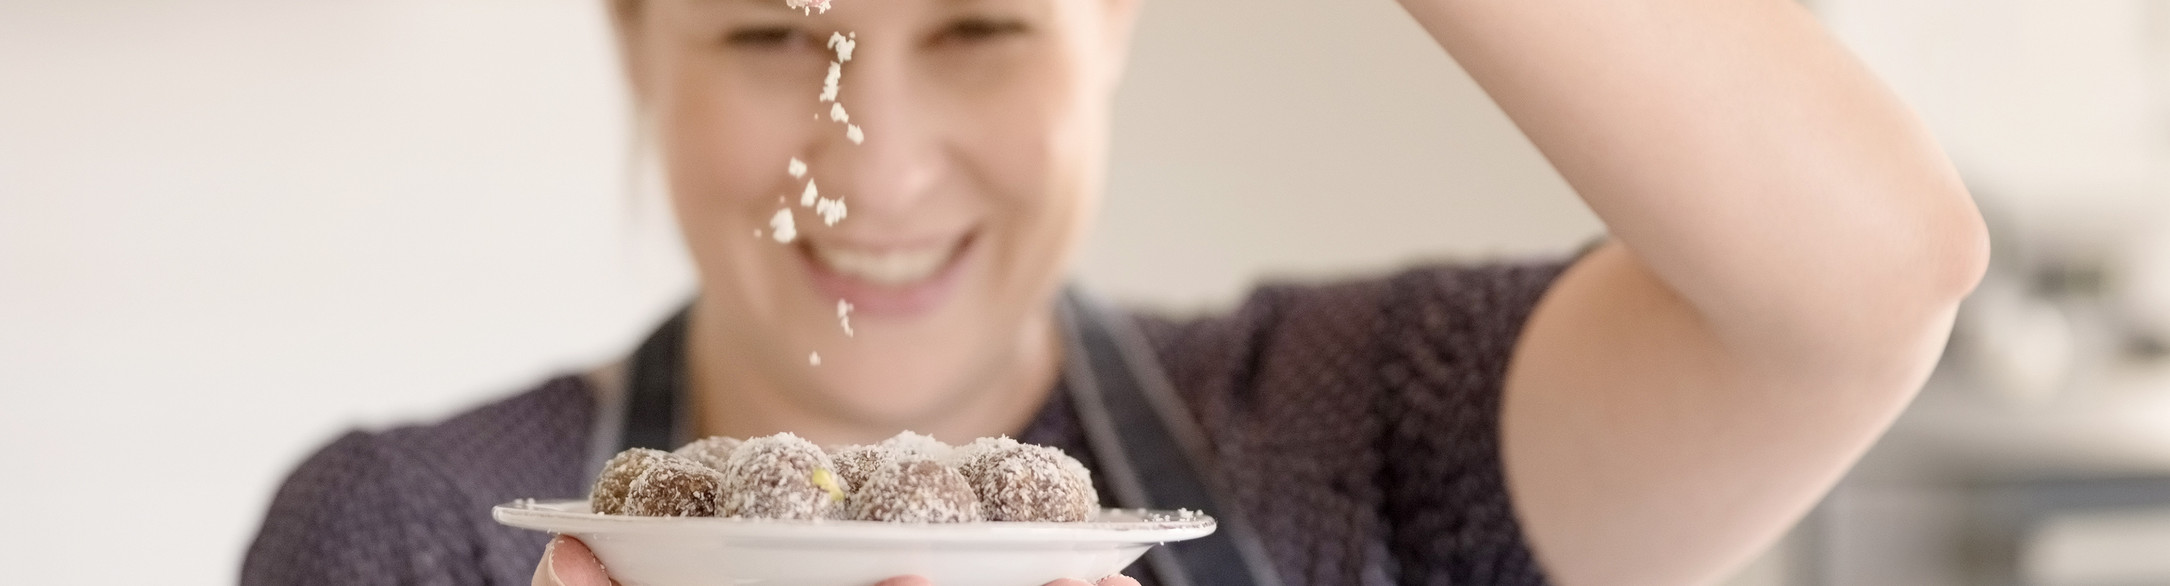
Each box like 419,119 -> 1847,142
0,0 -> 1604,583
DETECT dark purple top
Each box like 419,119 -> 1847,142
243,261 -> 1566,586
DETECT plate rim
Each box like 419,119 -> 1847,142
493,499 -> 1218,544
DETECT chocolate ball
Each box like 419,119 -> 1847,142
829,443 -> 894,497
964,444 -> 1097,522
720,433 -> 846,520
589,448 -> 667,515
849,457 -> 981,523
948,436 -> 1020,475
673,436 -> 744,472
877,431 -> 953,461
622,456 -> 726,517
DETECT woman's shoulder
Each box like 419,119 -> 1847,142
241,375 -> 599,585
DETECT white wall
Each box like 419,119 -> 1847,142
1818,0 -> 2170,235
0,0 -> 1600,583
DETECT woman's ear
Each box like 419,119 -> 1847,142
606,0 -> 653,102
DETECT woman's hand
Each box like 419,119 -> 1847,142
531,536 -> 617,586
531,535 -> 1143,586
877,574 -> 1142,586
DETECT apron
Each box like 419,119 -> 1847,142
610,290 -> 1283,586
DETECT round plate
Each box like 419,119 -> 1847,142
494,499 -> 1216,586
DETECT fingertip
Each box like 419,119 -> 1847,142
1096,574 -> 1143,586
874,575 -> 934,586
546,536 -> 614,586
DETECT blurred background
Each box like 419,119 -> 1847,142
0,0 -> 2164,583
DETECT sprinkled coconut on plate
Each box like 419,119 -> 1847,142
590,431 -> 1097,523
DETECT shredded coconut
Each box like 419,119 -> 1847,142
819,62 -> 842,103
589,448 -> 669,515
719,432 -> 843,520
829,443 -> 895,493
768,208 -> 797,243
827,32 -> 856,62
591,433 -> 1101,524
772,5 -> 862,368
673,436 -> 745,472
623,456 -> 726,517
879,431 -> 956,460
814,196 -> 848,226
960,443 -> 1096,522
838,299 -> 855,337
849,457 -> 981,523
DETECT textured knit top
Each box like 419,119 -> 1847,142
242,260 -> 1567,586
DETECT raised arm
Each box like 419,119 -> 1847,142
1391,0 -> 1989,583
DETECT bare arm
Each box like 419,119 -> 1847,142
1391,0 -> 1990,583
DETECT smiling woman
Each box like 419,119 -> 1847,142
237,0 -> 1987,584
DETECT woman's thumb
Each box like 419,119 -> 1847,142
533,536 -> 616,586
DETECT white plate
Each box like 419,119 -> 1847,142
494,499 -> 1216,586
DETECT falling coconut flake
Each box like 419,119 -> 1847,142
809,351 -> 822,366
829,103 -> 850,123
820,63 -> 842,103
815,197 -> 848,226
838,300 -> 855,337
788,157 -> 807,178
800,180 -> 820,207
846,125 -> 864,144
828,32 -> 856,62
785,0 -> 830,14
769,208 -> 797,243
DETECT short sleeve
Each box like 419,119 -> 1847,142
241,431 -> 487,586
1376,262 -> 1567,586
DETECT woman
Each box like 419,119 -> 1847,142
242,0 -> 1989,583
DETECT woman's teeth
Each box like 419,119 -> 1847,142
812,242 -> 953,286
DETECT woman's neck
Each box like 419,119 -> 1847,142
681,303 -> 1063,447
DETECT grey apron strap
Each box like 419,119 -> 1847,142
619,306 -> 691,453
1058,289 -> 1286,586
616,297 -> 1283,586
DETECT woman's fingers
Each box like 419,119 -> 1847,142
1042,574 -> 1140,586
531,536 -> 615,586
541,564 -> 1127,586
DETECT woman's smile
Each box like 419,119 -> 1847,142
796,229 -> 979,317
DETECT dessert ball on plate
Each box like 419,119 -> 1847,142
720,432 -> 847,520
849,456 -> 981,523
589,448 -> 668,515
623,456 -> 727,517
963,443 -> 1097,522
829,443 -> 893,497
673,436 -> 743,472
878,431 -> 953,461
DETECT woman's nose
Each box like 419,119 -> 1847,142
816,49 -> 943,220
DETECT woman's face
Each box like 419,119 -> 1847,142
615,0 -> 1135,425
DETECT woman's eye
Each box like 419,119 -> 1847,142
724,26 -> 816,51
934,17 -> 1029,46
